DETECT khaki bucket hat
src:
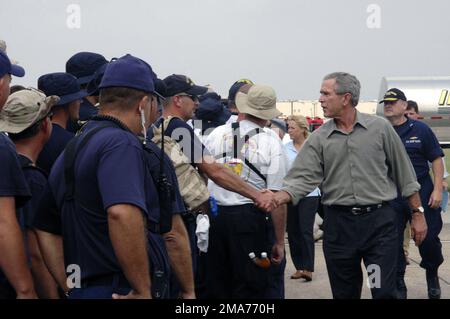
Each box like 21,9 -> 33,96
235,84 -> 281,120
0,88 -> 59,134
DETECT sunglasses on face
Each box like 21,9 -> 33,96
176,94 -> 198,102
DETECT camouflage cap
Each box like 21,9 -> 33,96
0,88 -> 59,134
0,40 -> 6,52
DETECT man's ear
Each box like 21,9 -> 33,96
41,117 -> 51,134
343,93 -> 352,106
173,95 -> 183,108
137,95 -> 150,112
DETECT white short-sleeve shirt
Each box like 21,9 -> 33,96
205,120 -> 288,206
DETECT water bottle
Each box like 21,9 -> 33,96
209,196 -> 218,217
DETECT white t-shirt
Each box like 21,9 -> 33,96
205,120 -> 288,206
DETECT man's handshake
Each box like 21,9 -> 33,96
254,189 -> 292,212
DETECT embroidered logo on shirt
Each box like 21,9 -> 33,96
406,136 -> 421,144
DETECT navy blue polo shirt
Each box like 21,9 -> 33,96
16,155 -> 47,230
37,123 -> 74,175
0,133 -> 31,205
0,133 -> 31,287
34,120 -> 151,281
33,183 -> 61,235
34,121 -> 176,279
393,117 -> 444,180
153,117 -> 210,166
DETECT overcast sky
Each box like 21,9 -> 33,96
1,0 -> 449,100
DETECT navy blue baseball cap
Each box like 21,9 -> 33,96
66,52 -> 108,85
379,88 -> 407,104
228,78 -> 253,105
196,97 -> 231,123
99,54 -> 159,96
0,50 -> 25,78
38,72 -> 87,106
199,92 -> 221,103
163,74 -> 208,97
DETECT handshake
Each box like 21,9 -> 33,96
254,189 -> 291,212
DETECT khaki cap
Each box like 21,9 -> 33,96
0,88 -> 59,134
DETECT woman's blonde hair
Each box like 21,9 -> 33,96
287,115 -> 310,139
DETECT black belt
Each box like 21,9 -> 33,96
327,202 -> 386,215
81,273 -> 130,289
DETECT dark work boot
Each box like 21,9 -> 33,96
396,277 -> 407,299
426,269 -> 441,299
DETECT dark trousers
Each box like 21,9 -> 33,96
323,204 -> 398,299
265,212 -> 286,299
287,196 -> 319,272
390,175 -> 444,277
206,204 -> 271,299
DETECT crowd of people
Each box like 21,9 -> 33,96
0,44 -> 447,299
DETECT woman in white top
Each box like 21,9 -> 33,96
284,115 -> 321,282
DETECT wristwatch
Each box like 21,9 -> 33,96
412,206 -> 425,215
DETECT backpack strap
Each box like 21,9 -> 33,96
224,122 -> 267,183
142,142 -> 174,234
64,121 -> 114,201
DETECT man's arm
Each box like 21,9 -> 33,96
383,123 -> 421,198
430,157 -> 444,209
108,204 -> 151,299
197,158 -> 275,211
163,214 -> 195,299
0,197 -> 37,299
407,192 -> 428,246
280,135 -> 324,206
34,229 -> 68,293
269,200 -> 287,264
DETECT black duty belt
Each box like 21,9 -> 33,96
327,203 -> 386,215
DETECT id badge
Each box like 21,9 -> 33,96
224,158 -> 243,177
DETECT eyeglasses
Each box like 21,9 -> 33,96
176,94 -> 198,102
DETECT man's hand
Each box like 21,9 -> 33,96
112,289 -> 151,299
271,243 -> 285,265
255,189 -> 277,212
273,190 -> 292,206
410,213 -> 428,246
428,189 -> 442,209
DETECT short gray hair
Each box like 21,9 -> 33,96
323,72 -> 360,106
